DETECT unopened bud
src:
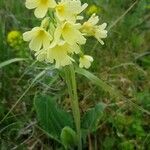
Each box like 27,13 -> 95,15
41,17 -> 50,29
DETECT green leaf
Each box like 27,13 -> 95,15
81,103 -> 106,132
75,67 -> 120,99
34,94 -> 74,142
0,58 -> 26,69
60,126 -> 77,148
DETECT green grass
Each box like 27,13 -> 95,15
0,0 -> 150,149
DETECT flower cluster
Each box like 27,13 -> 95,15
23,0 -> 107,68
7,30 -> 23,49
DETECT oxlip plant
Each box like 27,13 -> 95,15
23,0 -> 107,149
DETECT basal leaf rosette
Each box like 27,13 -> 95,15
23,0 -> 108,69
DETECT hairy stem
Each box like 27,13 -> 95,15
64,65 -> 82,150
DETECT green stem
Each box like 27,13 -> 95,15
64,65 -> 82,150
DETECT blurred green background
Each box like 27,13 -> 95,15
0,0 -> 150,149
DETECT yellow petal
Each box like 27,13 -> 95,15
34,5 -> 48,18
25,0 -> 39,9
69,44 -> 81,54
52,26 -> 62,46
56,0 -> 88,22
79,55 -> 93,69
23,27 -> 52,51
48,0 -> 56,8
99,23 -> 107,30
62,22 -> 86,45
23,27 -> 39,41
88,14 -> 99,25
47,42 -> 74,68
23,31 -> 33,41
29,36 -> 42,51
42,33 -> 52,49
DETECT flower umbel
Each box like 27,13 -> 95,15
23,0 -> 107,68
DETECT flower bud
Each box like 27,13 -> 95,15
41,17 -> 50,29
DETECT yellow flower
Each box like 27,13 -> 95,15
23,27 -> 52,51
53,22 -> 86,45
36,41 -> 80,68
7,30 -> 23,49
79,55 -> 93,69
86,4 -> 99,16
25,0 -> 56,18
56,0 -> 88,22
81,14 -> 107,45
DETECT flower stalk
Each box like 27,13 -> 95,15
64,65 -> 82,150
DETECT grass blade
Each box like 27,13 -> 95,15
0,58 -> 26,69
75,67 -> 120,99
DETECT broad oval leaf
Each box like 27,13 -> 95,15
34,94 -> 74,142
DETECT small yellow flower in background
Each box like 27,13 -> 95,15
86,4 -> 99,16
81,14 -> 107,45
23,27 -> 52,51
56,0 -> 88,22
54,22 -> 86,45
79,55 -> 93,69
25,0 -> 56,18
7,30 -> 23,49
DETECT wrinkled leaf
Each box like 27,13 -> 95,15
34,94 -> 74,142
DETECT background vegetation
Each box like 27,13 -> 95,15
0,0 -> 150,149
